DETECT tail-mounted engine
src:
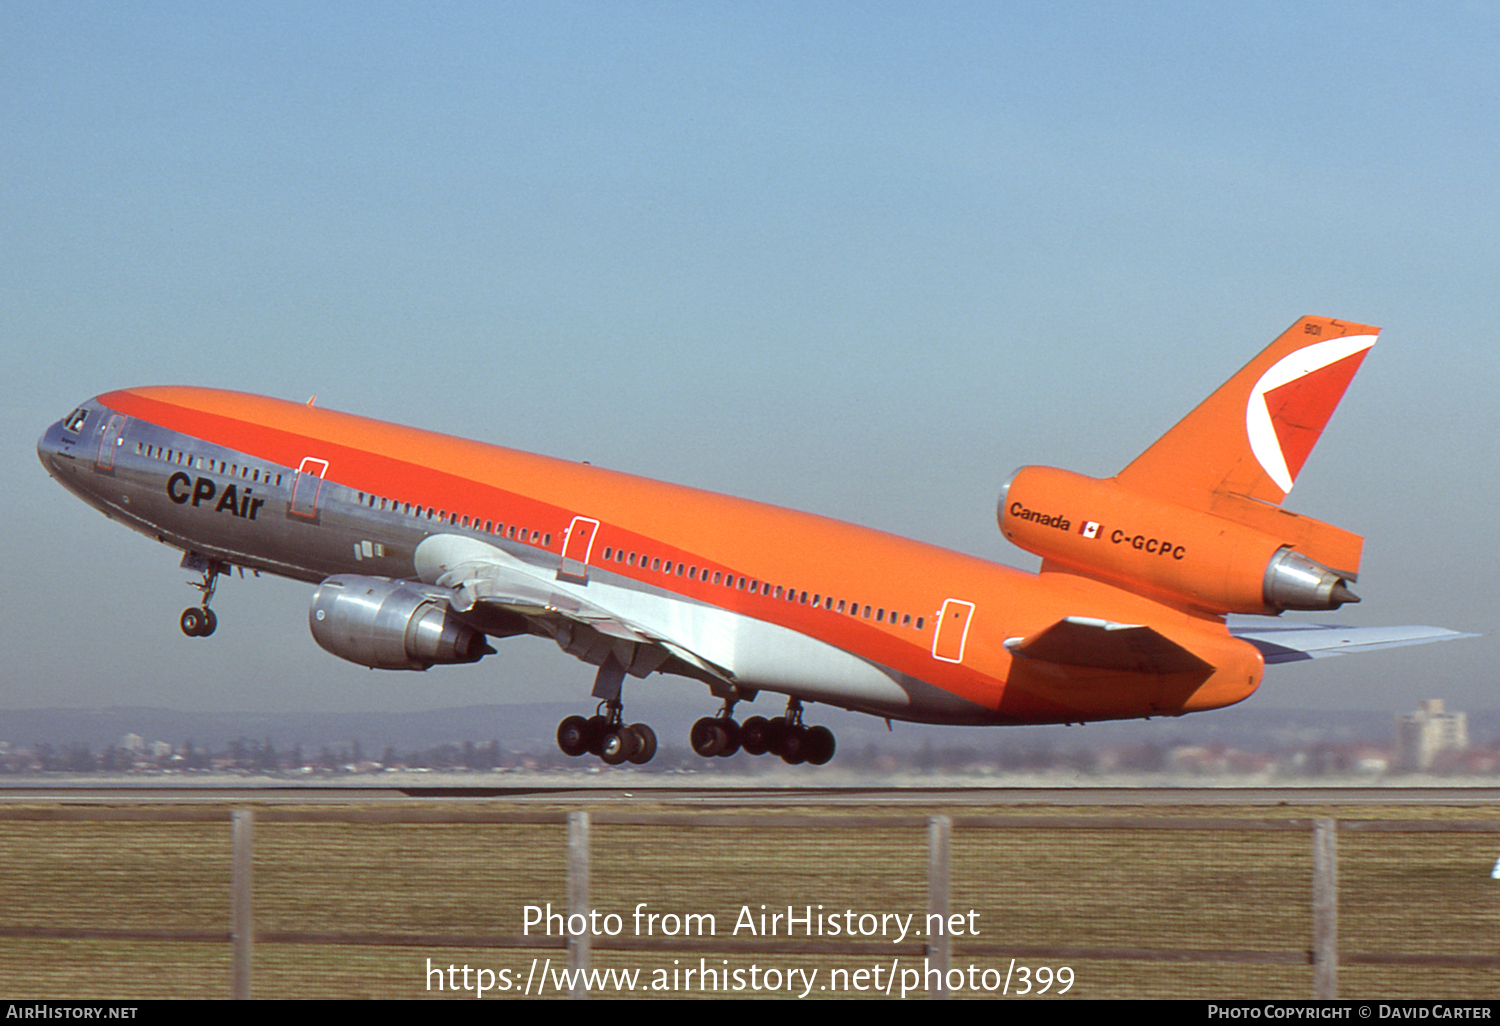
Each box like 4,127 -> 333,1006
998,466 -> 1361,615
309,575 -> 493,670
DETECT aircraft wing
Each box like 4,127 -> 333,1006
1228,623 -> 1478,664
415,535 -> 736,686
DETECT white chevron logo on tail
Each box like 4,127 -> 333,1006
1246,333 -> 1377,495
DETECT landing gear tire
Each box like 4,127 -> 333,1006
740,716 -> 772,756
585,715 -> 612,757
600,727 -> 640,766
180,608 -> 208,637
716,718 -> 742,757
764,716 -> 790,754
200,608 -> 217,637
779,725 -> 808,765
557,715 -> 592,757
626,723 -> 657,764
804,725 -> 836,766
690,716 -> 729,757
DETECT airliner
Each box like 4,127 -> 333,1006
36,316 -> 1466,766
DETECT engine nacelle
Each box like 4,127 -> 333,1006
998,466 -> 1361,615
309,575 -> 493,670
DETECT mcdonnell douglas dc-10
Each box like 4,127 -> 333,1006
37,317 -> 1466,766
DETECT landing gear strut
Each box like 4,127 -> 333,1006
180,557 -> 223,638
556,657 -> 657,766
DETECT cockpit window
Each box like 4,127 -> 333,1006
62,408 -> 88,433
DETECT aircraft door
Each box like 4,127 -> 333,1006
559,516 -> 600,583
932,598 -> 975,664
94,415 -> 126,472
289,457 -> 329,519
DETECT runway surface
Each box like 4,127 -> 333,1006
2,783 -> 1498,805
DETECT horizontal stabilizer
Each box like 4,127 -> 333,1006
1229,623 -> 1477,664
1006,617 -> 1214,674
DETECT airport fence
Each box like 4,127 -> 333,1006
0,802 -> 1496,999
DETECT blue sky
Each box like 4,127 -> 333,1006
4,2 -> 1495,720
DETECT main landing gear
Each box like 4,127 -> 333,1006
556,701 -> 658,766
180,558 -> 223,638
556,656 -> 658,766
693,698 -> 836,766
553,659 -> 837,767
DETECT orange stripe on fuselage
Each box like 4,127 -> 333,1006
97,386 -> 1254,721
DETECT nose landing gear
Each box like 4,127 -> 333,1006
179,557 -> 224,637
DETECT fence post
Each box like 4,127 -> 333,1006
1312,818 -> 1338,999
231,808 -> 254,1000
927,815 -> 952,999
567,810 -> 591,999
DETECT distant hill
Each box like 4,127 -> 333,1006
1,703 -> 1494,755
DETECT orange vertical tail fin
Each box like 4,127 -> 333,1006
1115,316 -> 1379,509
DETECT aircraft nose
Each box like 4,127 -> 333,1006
37,422 -> 62,473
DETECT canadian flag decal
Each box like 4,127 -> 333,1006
1080,521 -> 1100,539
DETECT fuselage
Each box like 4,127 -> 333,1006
37,386 -> 1263,726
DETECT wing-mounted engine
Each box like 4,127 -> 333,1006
998,466 -> 1361,615
309,575 -> 494,670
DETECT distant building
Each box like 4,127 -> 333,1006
1395,699 -> 1469,771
